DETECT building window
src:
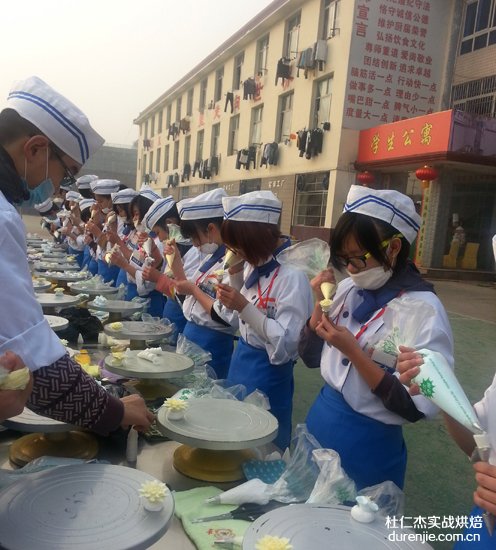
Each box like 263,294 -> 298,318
251,105 -> 264,146
164,145 -> 170,172
233,52 -> 245,91
214,67 -> 224,103
199,79 -> 208,111
166,105 -> 171,128
452,75 -> 496,117
176,97 -> 182,122
228,115 -> 240,156
144,120 -> 149,140
211,123 -> 220,157
184,135 -> 191,165
321,0 -> 340,39
149,151 -> 154,174
313,76 -> 333,127
156,147 -> 161,173
150,116 -> 155,137
173,141 -> 179,170
460,0 -> 496,54
255,34 -> 270,75
292,173 -> 329,227
277,92 -> 294,142
179,186 -> 190,200
157,111 -> 163,134
142,155 -> 146,177
196,129 -> 204,161
284,12 -> 301,58
240,179 -> 262,194
187,88 -> 194,116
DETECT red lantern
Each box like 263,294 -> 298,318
415,165 -> 438,189
357,171 -> 375,186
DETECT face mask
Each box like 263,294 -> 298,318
135,223 -> 146,233
167,223 -> 182,241
199,242 -> 218,255
20,178 -> 55,207
347,266 -> 393,290
101,207 -> 110,214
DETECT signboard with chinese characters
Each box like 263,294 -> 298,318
357,109 -> 453,162
344,0 -> 452,129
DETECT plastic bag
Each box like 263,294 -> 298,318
244,389 -> 271,410
367,294 -> 436,366
277,238 -> 330,279
357,480 -> 405,517
269,424 -> 321,503
306,448 -> 357,505
176,333 -> 212,367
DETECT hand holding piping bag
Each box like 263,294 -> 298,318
163,239 -> 186,281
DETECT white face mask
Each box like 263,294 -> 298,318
347,266 -> 393,290
101,207 -> 110,214
199,242 -> 218,255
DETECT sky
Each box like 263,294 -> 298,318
1,0 -> 274,147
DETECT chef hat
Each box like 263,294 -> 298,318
143,197 -> 176,232
79,198 -> 96,212
65,190 -> 83,202
59,179 -> 75,191
139,185 -> 161,202
76,174 -> 98,190
112,188 -> 138,205
343,185 -> 421,244
6,76 -> 104,165
223,190 -> 282,225
34,198 -> 54,214
178,188 -> 227,220
90,178 -> 121,195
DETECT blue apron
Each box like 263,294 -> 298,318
116,268 -> 128,289
97,259 -> 120,285
162,298 -> 187,342
82,246 -> 98,275
67,245 -> 84,268
306,385 -> 407,490
455,506 -> 495,548
227,338 -> 294,451
126,283 -> 165,317
183,321 -> 233,380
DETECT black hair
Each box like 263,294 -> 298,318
80,208 -> 92,223
180,217 -> 224,241
0,109 -> 41,145
330,212 -> 410,272
129,195 -> 155,222
79,188 -> 94,199
221,220 -> 281,266
153,204 -> 181,231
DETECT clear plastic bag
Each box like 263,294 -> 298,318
357,480 -> 405,517
277,238 -> 330,279
306,448 -> 357,505
269,424 -> 322,503
176,333 -> 212,367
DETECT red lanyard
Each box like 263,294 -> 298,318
354,307 -> 387,341
257,268 -> 280,310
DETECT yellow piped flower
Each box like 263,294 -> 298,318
139,480 -> 169,503
81,364 -> 100,378
255,535 -> 293,550
109,322 -> 123,330
163,398 -> 188,412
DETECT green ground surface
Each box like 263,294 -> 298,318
291,313 -> 495,549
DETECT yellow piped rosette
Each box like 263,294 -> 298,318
255,535 -> 293,550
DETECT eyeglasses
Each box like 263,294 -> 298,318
51,147 -> 77,185
335,234 -> 403,270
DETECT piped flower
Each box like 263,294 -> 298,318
139,480 -> 169,503
163,398 -> 188,412
255,535 -> 293,550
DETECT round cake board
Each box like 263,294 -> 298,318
104,350 -> 194,379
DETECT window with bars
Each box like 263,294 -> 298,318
199,79 -> 208,111
313,76 -> 333,127
292,173 -> 329,227
460,0 -> 496,54
233,52 -> 245,91
321,0 -> 340,39
452,75 -> 496,117
166,105 -> 172,128
214,67 -> 224,103
285,13 -> 301,58
157,111 -> 163,134
150,116 -> 155,137
196,129 -> 204,161
255,34 -> 270,75
176,97 -> 182,122
228,115 -> 240,156
156,147 -> 161,173
184,135 -> 191,165
164,145 -> 170,172
211,123 -> 221,157
277,92 -> 294,142
173,141 -> 179,170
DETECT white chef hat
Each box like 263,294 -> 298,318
112,188 -> 138,205
34,198 -> 54,214
139,185 -> 161,202
222,190 -> 282,225
90,178 -> 121,195
143,197 -> 176,232
343,185 -> 421,244
6,76 -> 104,165
59,179 -> 75,191
79,198 -> 96,212
65,190 -> 82,202
177,188 -> 227,220
76,174 -> 98,190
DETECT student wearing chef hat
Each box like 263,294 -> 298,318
299,184 -> 453,490
169,188 -> 235,379
215,190 -> 313,450
0,76 -> 152,431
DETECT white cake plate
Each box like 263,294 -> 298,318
104,350 -> 194,379
88,299 -> 144,322
36,292 -> 82,310
44,314 -> 69,332
104,321 -> 173,350
33,279 -> 52,292
35,262 -> 79,272
70,282 -> 119,297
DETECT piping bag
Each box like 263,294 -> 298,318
412,349 -> 494,535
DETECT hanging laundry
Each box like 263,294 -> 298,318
224,92 -> 234,113
210,156 -> 219,176
243,78 -> 256,100
182,163 -> 191,182
179,118 -> 190,134
275,58 -> 292,86
235,146 -> 257,169
167,124 -> 180,141
260,142 -> 279,167
313,40 -> 328,71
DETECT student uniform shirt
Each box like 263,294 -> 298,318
320,277 -> 454,425
474,374 -> 496,465
215,263 -> 313,365
0,192 -> 66,370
